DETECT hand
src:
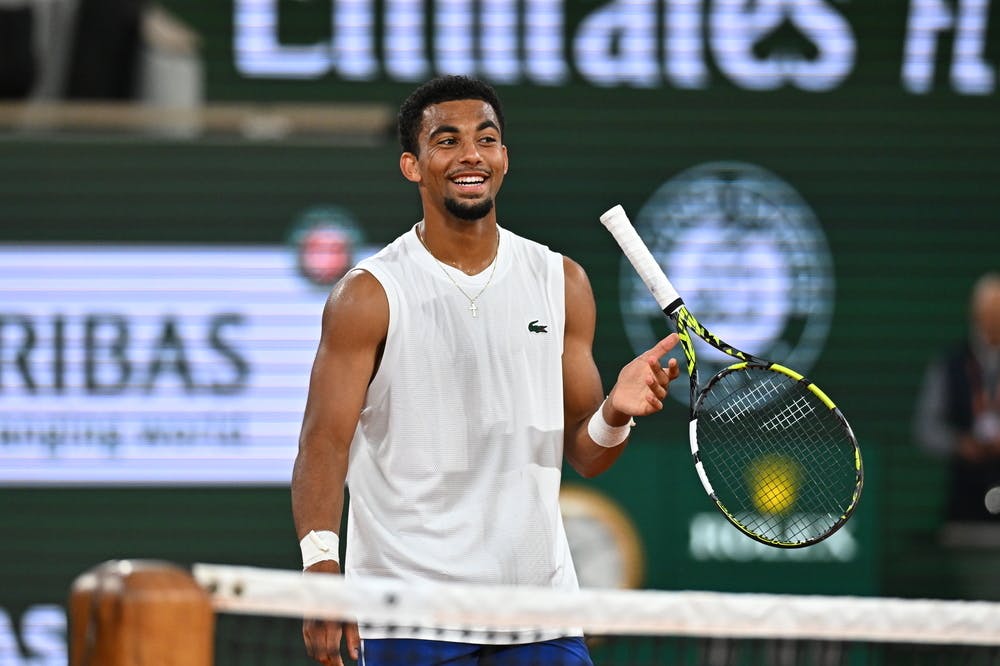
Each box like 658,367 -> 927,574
608,334 -> 681,417
303,618 -> 359,665
302,561 -> 360,665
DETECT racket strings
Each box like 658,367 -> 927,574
758,395 -> 815,431
695,367 -> 858,545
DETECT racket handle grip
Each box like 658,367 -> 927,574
600,205 -> 681,312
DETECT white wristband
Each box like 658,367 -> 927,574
587,399 -> 635,448
300,530 -> 340,570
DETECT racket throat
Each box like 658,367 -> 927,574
661,297 -> 684,316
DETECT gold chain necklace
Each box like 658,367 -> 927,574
416,224 -> 500,318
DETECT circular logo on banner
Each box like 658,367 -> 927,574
289,206 -> 365,286
621,162 -> 834,404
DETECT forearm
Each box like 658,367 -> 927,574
564,399 -> 631,478
291,437 -> 350,541
558,257 -> 677,477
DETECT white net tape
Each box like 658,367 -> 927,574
194,564 -> 1000,646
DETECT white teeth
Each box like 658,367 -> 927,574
454,177 -> 485,184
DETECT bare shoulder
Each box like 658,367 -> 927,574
328,268 -> 387,307
562,255 -> 595,308
562,255 -> 596,336
321,268 -> 389,342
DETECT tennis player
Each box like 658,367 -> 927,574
292,75 -> 680,666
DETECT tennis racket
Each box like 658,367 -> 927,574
600,204 -> 862,548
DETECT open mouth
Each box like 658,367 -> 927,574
450,174 -> 488,192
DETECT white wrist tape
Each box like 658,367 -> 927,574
299,530 -> 340,570
587,400 -> 635,448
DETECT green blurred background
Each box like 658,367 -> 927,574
1,0 -> 999,661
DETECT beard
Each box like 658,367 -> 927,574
444,196 -> 494,221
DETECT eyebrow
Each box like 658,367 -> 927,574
427,120 -> 500,140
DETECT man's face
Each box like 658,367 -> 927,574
401,99 -> 508,221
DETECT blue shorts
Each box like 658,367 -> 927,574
359,636 -> 594,666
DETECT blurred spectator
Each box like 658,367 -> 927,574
916,272 -> 1000,521
0,0 -> 37,97
65,0 -> 145,99
0,0 -> 199,115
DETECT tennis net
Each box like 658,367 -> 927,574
69,560 -> 1000,666
192,563 -> 1000,666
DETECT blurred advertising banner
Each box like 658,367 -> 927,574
0,243 -> 360,485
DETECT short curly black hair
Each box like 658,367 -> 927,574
397,75 -> 505,155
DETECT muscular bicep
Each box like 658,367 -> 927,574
563,258 -> 604,423
562,257 -> 616,475
300,269 -> 389,453
292,269 -> 388,538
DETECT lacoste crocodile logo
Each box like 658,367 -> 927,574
528,320 -> 548,333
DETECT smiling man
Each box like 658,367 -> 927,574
402,96 -> 506,222
291,75 -> 680,666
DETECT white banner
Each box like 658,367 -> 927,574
0,245 -> 343,485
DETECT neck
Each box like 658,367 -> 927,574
417,219 -> 499,275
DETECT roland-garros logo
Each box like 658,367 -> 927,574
620,162 -> 835,405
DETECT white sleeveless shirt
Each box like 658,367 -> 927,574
346,224 -> 579,641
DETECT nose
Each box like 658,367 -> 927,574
458,140 -> 484,165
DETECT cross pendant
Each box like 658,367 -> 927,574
469,302 -> 479,318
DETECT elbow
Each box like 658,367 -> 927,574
567,450 -> 618,479
573,464 -> 604,479
564,424 -> 628,478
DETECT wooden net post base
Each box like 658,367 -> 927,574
69,560 -> 214,666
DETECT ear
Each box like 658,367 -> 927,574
502,145 -> 509,175
400,152 -> 421,183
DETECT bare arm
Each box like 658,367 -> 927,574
562,256 -> 680,478
291,268 -> 387,665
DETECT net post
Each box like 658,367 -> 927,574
68,559 -> 214,666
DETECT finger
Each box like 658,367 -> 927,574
344,623 -> 361,661
647,333 -> 679,360
307,620 -> 342,666
325,622 -> 346,666
646,357 -> 666,382
647,357 -> 672,382
645,360 -> 676,398
646,372 -> 668,399
303,619 -> 318,661
304,619 -> 335,665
